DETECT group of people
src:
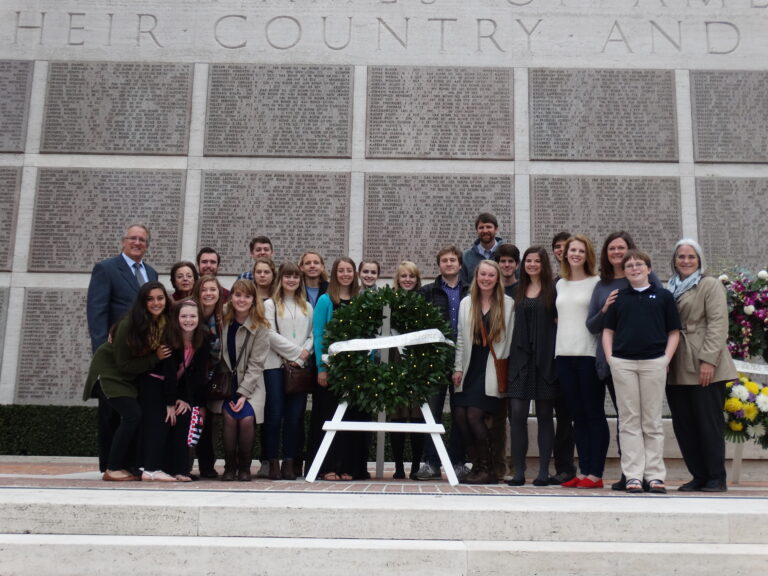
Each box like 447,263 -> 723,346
84,214 -> 736,493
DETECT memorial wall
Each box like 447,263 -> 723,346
0,0 -> 767,405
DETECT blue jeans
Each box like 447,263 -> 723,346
556,356 -> 609,478
263,368 -> 307,460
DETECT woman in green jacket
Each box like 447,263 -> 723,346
84,281 -> 172,481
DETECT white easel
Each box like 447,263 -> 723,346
305,321 -> 458,486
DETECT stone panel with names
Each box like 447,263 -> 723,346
0,288 -> 7,377
41,62 -> 193,154
205,64 -> 353,157
0,60 -> 33,152
30,169 -> 185,272
0,167 -> 21,271
530,69 -> 678,162
691,71 -> 768,163
696,178 -> 768,273
530,176 -> 681,276
366,67 -> 513,160
364,174 -> 514,277
16,289 -> 91,405
199,171 -> 350,275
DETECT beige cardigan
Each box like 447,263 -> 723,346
454,295 -> 515,398
219,318 -> 270,423
669,276 -> 737,386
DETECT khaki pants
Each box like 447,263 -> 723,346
609,355 -> 668,482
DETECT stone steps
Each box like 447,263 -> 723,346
1,487 -> 767,575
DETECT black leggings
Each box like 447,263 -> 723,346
105,396 -> 141,472
453,405 -> 489,459
508,398 -> 555,481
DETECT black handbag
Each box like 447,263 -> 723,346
207,331 -> 250,401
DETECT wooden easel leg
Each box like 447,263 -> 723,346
421,403 -> 458,486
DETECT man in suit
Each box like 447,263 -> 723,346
86,223 -> 158,472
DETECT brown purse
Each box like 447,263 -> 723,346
480,315 -> 508,394
283,361 -> 315,395
207,331 -> 250,401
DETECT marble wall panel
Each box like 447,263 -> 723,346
0,60 -> 33,152
0,167 -> 21,271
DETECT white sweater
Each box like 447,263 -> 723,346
263,298 -> 314,370
555,276 -> 600,358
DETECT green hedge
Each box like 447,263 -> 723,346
0,405 -> 451,461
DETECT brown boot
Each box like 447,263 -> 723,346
281,459 -> 297,481
268,459 -> 281,480
464,441 -> 497,484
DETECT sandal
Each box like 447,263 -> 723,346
322,472 -> 341,481
174,474 -> 193,482
648,479 -> 667,494
141,470 -> 177,482
625,478 -> 643,494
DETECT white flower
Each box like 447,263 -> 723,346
732,384 -> 750,401
756,394 -> 768,412
758,270 -> 768,280
744,305 -> 755,316
747,422 -> 766,439
718,274 -> 729,283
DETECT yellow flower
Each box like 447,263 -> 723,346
726,380 -> 734,389
739,375 -> 749,384
725,397 -> 743,413
743,403 -> 759,421
729,421 -> 744,431
762,388 -> 768,396
745,380 -> 760,395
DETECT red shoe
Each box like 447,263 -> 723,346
561,476 -> 582,488
576,477 -> 604,489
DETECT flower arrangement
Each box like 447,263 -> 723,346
718,269 -> 768,360
724,375 -> 768,448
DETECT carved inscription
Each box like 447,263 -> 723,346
530,176 -> 681,277
41,61 -> 193,154
366,67 -> 513,160
691,71 -> 768,163
16,288 -> 91,405
199,171 -> 350,275
530,69 -> 678,162
0,61 -> 33,152
205,64 -> 353,157
30,169 -> 185,272
0,288 -> 7,377
364,174 -> 514,277
697,178 -> 768,273
0,168 -> 21,271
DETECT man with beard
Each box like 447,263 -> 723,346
460,213 -> 504,286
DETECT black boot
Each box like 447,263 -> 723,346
222,449 -> 236,482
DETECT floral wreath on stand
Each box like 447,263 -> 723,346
322,286 -> 454,414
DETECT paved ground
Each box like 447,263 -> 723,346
0,456 -> 765,497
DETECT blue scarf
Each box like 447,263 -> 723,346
667,270 -> 702,300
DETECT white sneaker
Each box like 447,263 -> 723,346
255,460 -> 270,478
454,464 -> 471,481
414,463 -> 441,480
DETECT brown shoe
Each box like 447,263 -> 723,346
237,469 -> 252,482
103,469 -> 139,482
221,469 -> 236,482
268,459 -> 281,480
281,460 -> 297,481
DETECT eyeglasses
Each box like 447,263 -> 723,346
124,236 -> 148,244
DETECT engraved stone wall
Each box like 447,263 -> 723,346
30,169 -> 185,272
41,62 -> 193,155
16,288 -> 91,405
696,178 -> 768,273
199,171 -> 350,275
529,69 -> 678,162
0,288 -> 7,377
205,64 -> 353,157
0,167 -> 21,271
530,176 -> 682,276
691,71 -> 768,163
364,174 -> 514,277
0,60 -> 33,152
366,67 -> 513,160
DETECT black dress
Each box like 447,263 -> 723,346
507,296 -> 558,401
454,313 -> 499,414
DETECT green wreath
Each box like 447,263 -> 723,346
323,286 -> 454,413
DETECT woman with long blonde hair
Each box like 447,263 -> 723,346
452,260 -> 514,484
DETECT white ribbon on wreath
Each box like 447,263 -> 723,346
323,328 -> 453,363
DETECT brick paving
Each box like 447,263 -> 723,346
1,456 -> 765,498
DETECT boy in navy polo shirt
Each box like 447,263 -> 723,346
602,250 -> 681,494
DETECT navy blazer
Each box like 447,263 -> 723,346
86,254 -> 159,352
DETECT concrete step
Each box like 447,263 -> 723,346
0,534 -> 766,576
2,488 -> 767,544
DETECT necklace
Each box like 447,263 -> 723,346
284,299 -> 298,338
